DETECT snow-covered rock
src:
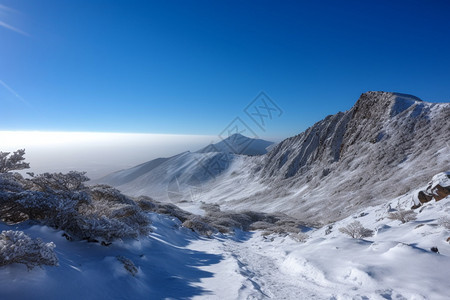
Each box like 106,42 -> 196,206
414,171 -> 450,206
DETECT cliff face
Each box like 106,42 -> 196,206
261,92 -> 442,180
237,91 -> 449,223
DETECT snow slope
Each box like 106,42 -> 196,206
96,151 -> 238,202
95,135 -> 273,212
1,174 -> 449,299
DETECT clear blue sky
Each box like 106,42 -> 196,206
1,0 -> 450,140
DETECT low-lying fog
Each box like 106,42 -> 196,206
0,131 -> 216,179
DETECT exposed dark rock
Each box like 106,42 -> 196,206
417,191 -> 433,204
414,172 -> 450,207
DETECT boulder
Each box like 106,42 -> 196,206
412,172 -> 450,208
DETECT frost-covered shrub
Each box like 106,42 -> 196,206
182,216 -> 216,237
0,165 -> 151,243
204,210 -> 299,233
17,190 -> 88,223
136,196 -> 192,222
200,203 -> 221,213
339,221 -> 374,239
136,196 -> 308,237
28,171 -> 90,193
438,216 -> 450,229
75,216 -> 137,242
135,196 -> 157,211
289,232 -> 309,242
325,225 -> 333,235
0,174 -> 30,223
0,172 -> 26,192
261,224 -> 302,237
0,230 -> 58,269
387,209 -> 417,224
90,185 -> 135,205
77,197 -> 151,242
0,149 -> 30,173
116,255 -> 138,276
205,212 -> 252,231
249,221 -> 273,231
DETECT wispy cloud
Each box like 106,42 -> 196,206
0,4 -> 18,13
0,79 -> 31,106
0,4 -> 29,36
0,20 -> 28,36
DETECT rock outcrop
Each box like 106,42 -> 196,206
413,172 -> 450,207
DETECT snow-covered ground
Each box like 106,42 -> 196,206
1,185 -> 449,299
189,192 -> 450,300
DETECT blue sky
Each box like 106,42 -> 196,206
1,0 -> 450,140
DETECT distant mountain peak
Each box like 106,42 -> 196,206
197,134 -> 274,156
227,133 -> 245,138
360,91 -> 422,101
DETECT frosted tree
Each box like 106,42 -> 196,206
339,221 -> 374,239
438,216 -> 450,229
28,171 -> 90,192
387,202 -> 417,224
387,209 -> 417,224
0,149 -> 30,173
0,230 -> 58,269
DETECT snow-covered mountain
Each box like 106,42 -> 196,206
96,135 -> 274,204
247,91 -> 450,223
197,133 -> 274,155
99,91 -> 450,224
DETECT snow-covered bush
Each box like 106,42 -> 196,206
325,225 -> 333,235
205,211 -> 253,231
77,195 -> 151,242
135,196 -> 157,211
90,185 -> 135,205
116,255 -> 138,276
0,230 -> 58,269
438,216 -> 450,229
200,202 -> 221,213
136,196 -> 306,237
0,172 -> 26,192
289,232 -> 309,242
0,149 -> 30,173
261,225 -> 303,237
339,221 -> 374,239
249,221 -> 273,231
387,209 -> 417,224
182,216 -> 216,237
28,171 -> 90,193
136,196 -> 192,223
0,164 -> 151,243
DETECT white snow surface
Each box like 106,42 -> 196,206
1,186 -> 449,299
